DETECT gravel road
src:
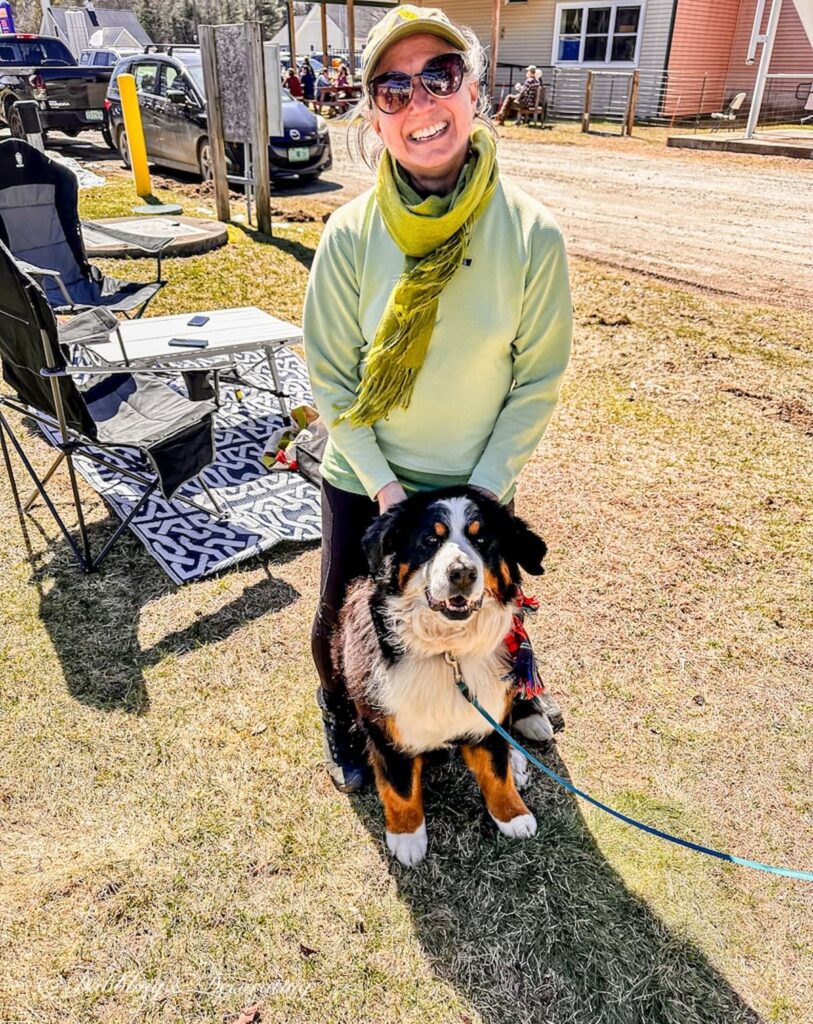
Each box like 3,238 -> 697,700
328,129 -> 813,310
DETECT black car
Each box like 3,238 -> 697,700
105,48 -> 332,182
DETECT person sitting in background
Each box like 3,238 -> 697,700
495,65 -> 542,125
335,63 -> 350,88
286,66 -> 304,99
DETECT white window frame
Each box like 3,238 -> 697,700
551,2 -> 646,68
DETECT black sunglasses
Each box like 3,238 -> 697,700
368,52 -> 467,115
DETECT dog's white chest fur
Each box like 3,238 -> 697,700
377,652 -> 511,753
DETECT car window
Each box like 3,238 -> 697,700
0,38 -> 74,65
94,51 -> 112,66
133,61 -> 159,96
181,60 -> 204,95
79,51 -> 91,65
157,63 -> 181,97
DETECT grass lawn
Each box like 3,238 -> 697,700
0,177 -> 811,1024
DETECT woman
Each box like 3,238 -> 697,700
285,66 -> 303,99
300,58 -> 316,104
303,6 -> 572,792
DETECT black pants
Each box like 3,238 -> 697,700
311,478 -> 379,701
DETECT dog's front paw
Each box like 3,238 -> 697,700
511,748 -> 530,791
386,822 -> 428,866
491,812 -> 537,839
514,712 -> 555,744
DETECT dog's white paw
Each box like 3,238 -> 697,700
511,748 -> 530,791
386,822 -> 428,867
514,712 -> 555,743
491,811 -> 537,839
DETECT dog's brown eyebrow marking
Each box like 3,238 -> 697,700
466,519 -> 481,536
433,521 -> 448,537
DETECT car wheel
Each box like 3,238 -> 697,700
118,127 -> 131,169
8,105 -> 25,139
198,138 -> 213,181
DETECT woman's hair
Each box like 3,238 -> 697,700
346,26 -> 496,169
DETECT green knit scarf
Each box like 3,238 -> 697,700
336,125 -> 498,428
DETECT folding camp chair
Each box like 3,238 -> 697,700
711,92 -> 747,131
0,139 -> 165,319
0,241 -> 231,574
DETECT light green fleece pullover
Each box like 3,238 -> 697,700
303,176 -> 572,502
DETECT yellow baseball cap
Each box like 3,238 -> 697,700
361,5 -> 470,88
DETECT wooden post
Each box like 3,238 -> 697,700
487,0 -> 502,106
199,25 -> 231,223
624,70 -> 640,136
287,0 -> 297,70
581,70 -> 594,132
320,1 -> 328,67
347,0 -> 356,76
247,21 -> 272,235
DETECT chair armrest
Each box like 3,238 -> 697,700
17,259 -> 74,307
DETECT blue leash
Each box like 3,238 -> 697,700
444,653 -> 813,883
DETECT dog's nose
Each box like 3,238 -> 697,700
448,563 -> 477,589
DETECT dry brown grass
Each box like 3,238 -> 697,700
0,177 -> 811,1024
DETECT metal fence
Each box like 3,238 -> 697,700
493,63 -> 813,134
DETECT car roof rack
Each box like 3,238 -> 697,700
143,44 -> 201,55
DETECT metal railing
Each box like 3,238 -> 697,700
493,63 -> 813,135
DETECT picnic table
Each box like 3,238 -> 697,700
315,83 -> 363,117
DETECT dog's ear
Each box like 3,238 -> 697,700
511,515 -> 547,576
361,507 -> 403,575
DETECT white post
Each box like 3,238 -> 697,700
745,0 -> 783,139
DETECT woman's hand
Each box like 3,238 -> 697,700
376,481 -> 407,513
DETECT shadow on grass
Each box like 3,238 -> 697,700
348,745 -> 763,1024
12,505 -> 303,715
232,222 -> 316,270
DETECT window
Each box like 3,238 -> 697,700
553,3 -> 643,65
132,61 -> 159,95
157,63 -> 181,97
93,51 -> 114,66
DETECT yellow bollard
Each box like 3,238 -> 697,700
118,73 -> 151,199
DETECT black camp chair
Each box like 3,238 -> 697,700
0,240 -> 231,573
0,139 -> 165,319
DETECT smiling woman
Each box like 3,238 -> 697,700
302,5 -> 573,793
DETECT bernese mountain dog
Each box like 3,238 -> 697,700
334,486 -> 558,867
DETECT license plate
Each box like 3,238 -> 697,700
288,146 -> 310,162
85,109 -> 104,121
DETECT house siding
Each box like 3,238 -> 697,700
725,0 -> 813,119
420,0 -> 678,117
666,0 -> 813,117
664,0 -> 741,114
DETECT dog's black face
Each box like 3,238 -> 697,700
363,487 -> 547,619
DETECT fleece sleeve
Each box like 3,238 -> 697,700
467,225 -> 572,502
303,219 -> 398,500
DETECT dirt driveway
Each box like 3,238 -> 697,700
327,126 -> 813,310
26,124 -> 813,309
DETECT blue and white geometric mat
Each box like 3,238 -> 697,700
43,349 -> 321,584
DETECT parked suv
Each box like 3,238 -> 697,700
105,48 -> 332,182
79,47 -> 139,68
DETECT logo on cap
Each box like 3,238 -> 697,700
398,8 -> 419,18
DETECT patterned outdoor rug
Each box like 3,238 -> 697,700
40,349 -> 321,584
